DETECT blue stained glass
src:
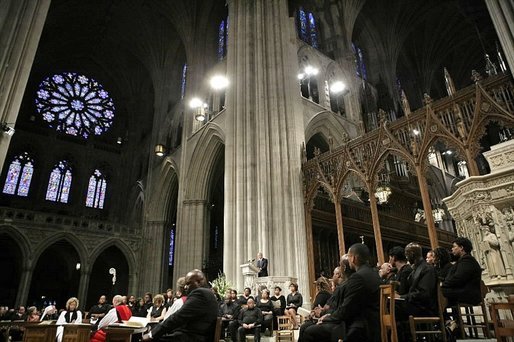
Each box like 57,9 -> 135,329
181,64 -> 187,100
46,161 -> 72,203
298,7 -> 308,41
3,160 -> 21,195
358,47 -> 367,80
86,169 -> 106,209
169,228 -> 175,266
17,162 -> 33,197
218,20 -> 225,60
35,72 -> 115,138
3,153 -> 34,197
308,13 -> 318,48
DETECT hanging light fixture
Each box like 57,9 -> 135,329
374,173 -> 392,204
155,144 -> 166,157
190,97 -> 208,122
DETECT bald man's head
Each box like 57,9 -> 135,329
184,269 -> 207,292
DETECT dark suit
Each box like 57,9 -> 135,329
257,258 -> 268,277
302,264 -> 381,342
442,254 -> 482,305
397,259 -> 437,319
150,287 -> 218,342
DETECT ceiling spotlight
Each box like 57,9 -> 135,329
330,81 -> 346,93
116,137 -> 122,144
189,97 -> 203,109
210,75 -> 229,90
297,73 -> 305,80
304,66 -> 319,76
155,144 -> 166,157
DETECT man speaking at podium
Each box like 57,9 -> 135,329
256,252 -> 268,277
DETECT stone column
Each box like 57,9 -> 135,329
0,0 -> 51,173
485,1 -> 514,73
77,264 -> 90,311
15,260 -> 34,307
173,200 -> 209,281
138,220 -> 169,294
224,0 -> 310,303
304,204 -> 316,300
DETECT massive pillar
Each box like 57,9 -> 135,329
224,0 -> 310,302
0,0 -> 51,172
486,1 -> 514,73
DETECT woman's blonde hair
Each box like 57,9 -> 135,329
153,294 -> 164,305
66,297 -> 79,311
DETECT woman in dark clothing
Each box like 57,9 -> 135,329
312,277 -> 332,309
434,247 -> 453,281
147,294 -> 166,322
256,289 -> 274,334
284,283 -> 303,329
132,297 -> 148,317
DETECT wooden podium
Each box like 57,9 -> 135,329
240,262 -> 260,289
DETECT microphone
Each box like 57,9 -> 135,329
248,258 -> 255,263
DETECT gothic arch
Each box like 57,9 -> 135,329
89,238 -> 136,275
0,224 -> 30,263
147,157 -> 180,220
305,111 -> 349,147
32,232 -> 88,268
185,123 -> 225,200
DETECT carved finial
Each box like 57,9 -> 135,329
497,42 -> 507,73
301,142 -> 307,163
471,69 -> 482,83
444,67 -> 456,96
313,147 -> 321,157
328,135 -> 334,151
423,93 -> 433,106
485,54 -> 498,76
378,108 -> 387,125
400,89 -> 411,116
410,138 -> 418,157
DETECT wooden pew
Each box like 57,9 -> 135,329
62,324 -> 93,342
104,325 -> 147,342
23,323 -> 58,342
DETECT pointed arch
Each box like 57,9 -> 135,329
89,238 -> 137,275
32,232 -> 88,267
305,111 -> 350,148
147,157 -> 180,220
185,123 -> 225,200
0,224 -> 31,263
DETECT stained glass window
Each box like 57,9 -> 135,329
352,43 -> 368,80
181,64 -> 188,99
85,169 -> 107,209
35,72 -> 115,139
3,152 -> 34,196
169,227 -> 175,266
217,18 -> 229,60
45,160 -> 72,203
298,8 -> 318,48
308,13 -> 319,48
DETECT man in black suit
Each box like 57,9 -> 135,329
442,237 -> 482,306
256,252 -> 268,277
395,242 -> 437,319
302,243 -> 381,342
143,269 -> 218,342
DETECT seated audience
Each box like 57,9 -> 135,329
378,262 -> 395,284
270,286 -> 286,317
211,286 -> 222,303
229,298 -> 262,342
164,277 -> 187,319
395,242 -> 437,320
256,289 -> 273,335
26,306 -> 40,322
388,246 -> 412,295
143,292 -> 153,312
301,243 -> 381,342
88,295 -> 110,323
284,283 -> 303,329
127,295 -> 137,314
433,246 -> 452,281
14,306 -> 26,320
238,287 -> 254,305
219,288 -> 241,339
132,297 -> 148,317
164,289 -> 174,308
56,297 -> 82,342
442,237 -> 482,306
40,305 -> 58,320
91,295 -> 132,342
426,250 -> 435,265
143,269 -> 219,341
147,294 -> 167,322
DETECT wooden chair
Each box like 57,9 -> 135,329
490,302 -> 514,342
276,315 -> 294,342
456,280 -> 491,338
379,284 -> 398,342
212,317 -> 222,342
408,282 -> 447,342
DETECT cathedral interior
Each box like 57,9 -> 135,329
1,0 -> 514,311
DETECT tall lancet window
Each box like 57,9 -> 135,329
297,7 -> 319,48
86,169 -> 107,209
181,64 -> 188,99
218,18 -> 229,60
46,160 -> 72,203
3,152 -> 34,197
352,43 -> 368,80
